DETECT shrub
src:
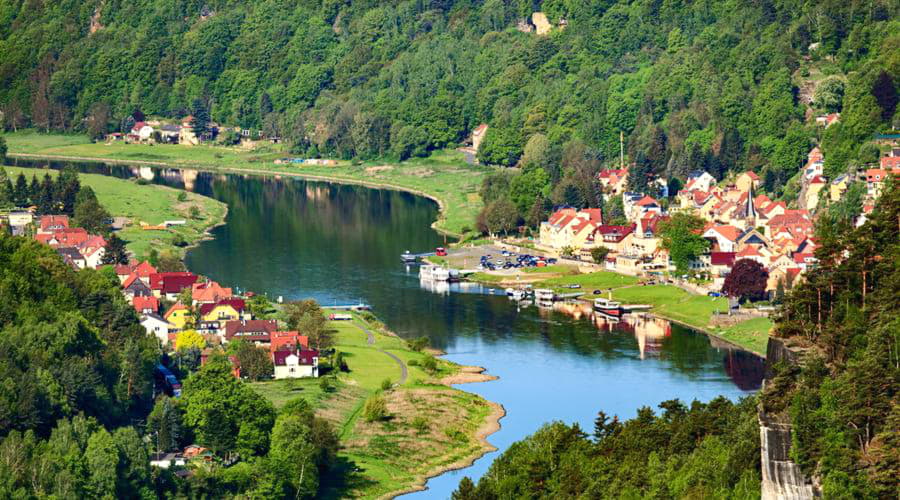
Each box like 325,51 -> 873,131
381,378 -> 393,391
177,191 -> 188,202
407,359 -> 419,367
319,377 -> 335,393
363,395 -> 388,422
421,356 -> 438,374
411,416 -> 428,434
408,336 -> 430,352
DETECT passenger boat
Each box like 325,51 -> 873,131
401,250 -> 418,263
593,297 -> 622,316
534,289 -> 555,302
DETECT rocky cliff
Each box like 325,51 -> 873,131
758,338 -> 820,499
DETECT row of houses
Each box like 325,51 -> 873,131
110,117 -> 209,145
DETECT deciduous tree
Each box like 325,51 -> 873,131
722,258 -> 768,302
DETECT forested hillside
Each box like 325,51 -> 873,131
1,0 -> 898,196
454,180 -> 900,498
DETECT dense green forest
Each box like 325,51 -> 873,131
455,180 -> 900,498
1,1 -> 898,192
0,234 -> 339,497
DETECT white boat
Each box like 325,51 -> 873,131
419,264 -> 437,280
593,297 -> 622,316
534,289 -> 555,301
401,250 -> 417,263
509,290 -> 527,301
505,288 -> 515,296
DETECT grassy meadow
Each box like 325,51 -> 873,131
248,315 -> 499,499
2,165 -> 226,260
3,131 -> 487,236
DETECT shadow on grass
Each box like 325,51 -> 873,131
318,456 -> 378,500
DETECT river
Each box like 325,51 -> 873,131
8,160 -> 765,498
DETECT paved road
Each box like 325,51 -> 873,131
352,321 -> 408,385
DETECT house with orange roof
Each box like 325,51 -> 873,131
77,235 -> 107,269
597,168 -> 629,196
133,296 -> 159,314
735,245 -> 768,266
192,281 -> 233,305
702,225 -> 742,252
123,273 -> 153,298
805,175 -> 827,211
627,195 -> 661,221
270,331 -> 309,354
866,167 -> 900,198
38,215 -> 69,234
539,208 -> 603,250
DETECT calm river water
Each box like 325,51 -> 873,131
8,160 -> 764,498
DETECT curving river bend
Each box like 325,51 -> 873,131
10,161 -> 764,498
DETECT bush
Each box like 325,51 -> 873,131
411,416 -> 428,435
363,395 -> 388,422
408,336 -> 429,352
421,356 -> 438,374
407,359 -> 419,367
189,205 -> 201,219
590,246 -> 610,263
319,377 -> 335,393
135,178 -> 150,185
381,378 -> 393,391
177,191 -> 188,202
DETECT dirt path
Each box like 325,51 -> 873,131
352,321 -> 408,384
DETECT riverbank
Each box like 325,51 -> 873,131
3,131 -> 488,237
247,314 -> 503,499
2,165 -> 227,261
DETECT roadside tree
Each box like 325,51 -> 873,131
658,213 -> 709,273
722,258 -> 769,302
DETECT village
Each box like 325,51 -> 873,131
529,138 -> 900,298
22,211 -> 323,383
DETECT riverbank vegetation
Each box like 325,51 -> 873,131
3,165 -> 226,262
455,182 -> 900,497
3,132 -> 485,236
248,315 -> 501,498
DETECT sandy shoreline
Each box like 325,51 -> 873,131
440,365 -> 499,385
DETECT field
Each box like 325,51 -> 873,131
536,269 -> 639,291
3,165 -> 226,260
712,317 -> 773,355
3,131 -> 488,236
248,315 -> 500,499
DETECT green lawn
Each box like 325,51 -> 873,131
521,264 -> 578,274
3,130 -> 487,236
3,165 -> 226,260
610,285 -> 728,329
538,270 -> 640,292
713,317 -> 773,355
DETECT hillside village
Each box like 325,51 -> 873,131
537,139 -> 900,296
20,213 -> 321,384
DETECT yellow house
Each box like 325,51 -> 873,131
830,174 -> 851,202
199,299 -> 246,325
735,171 -> 761,193
164,304 -> 192,331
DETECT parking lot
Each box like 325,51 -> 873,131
440,245 -> 557,271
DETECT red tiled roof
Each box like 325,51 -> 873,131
198,298 -> 246,317
743,171 -> 760,181
270,331 -> 309,353
809,175 -> 826,184
150,272 -> 198,292
710,252 -> 736,266
880,157 -> 900,169
710,225 -> 742,242
598,168 -> 627,179
593,224 -> 634,243
122,273 -> 140,289
737,246 -> 761,257
133,296 -> 159,313
272,349 -> 320,367
635,195 -> 658,207
581,208 -> 603,222
40,215 -> 69,232
192,281 -> 233,303
793,253 -> 815,264
224,319 -> 278,341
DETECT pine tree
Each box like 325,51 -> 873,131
191,98 -> 210,140
102,234 -> 128,265
38,173 -> 54,214
13,173 -> 28,206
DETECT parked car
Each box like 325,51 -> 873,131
593,290 -> 602,295
708,291 -> 722,297
547,258 -> 558,264
435,247 -> 447,256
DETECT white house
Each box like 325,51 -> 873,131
273,349 -> 319,379
684,171 -> 716,192
141,313 -> 173,346
150,453 -> 186,469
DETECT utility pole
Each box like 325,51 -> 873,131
620,131 -> 625,169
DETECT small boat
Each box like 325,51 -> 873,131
534,289 -> 555,302
505,288 -> 515,296
509,290 -> 527,301
401,250 -> 418,263
593,297 -> 622,315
